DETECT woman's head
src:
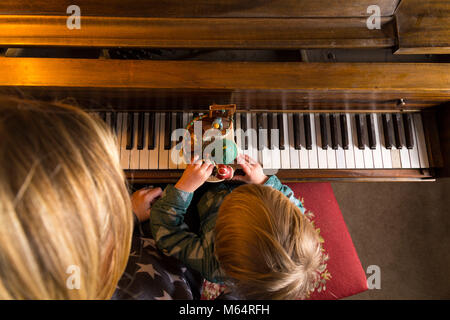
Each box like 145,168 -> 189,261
215,184 -> 323,300
0,97 -> 133,299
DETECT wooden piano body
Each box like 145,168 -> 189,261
0,0 -> 449,183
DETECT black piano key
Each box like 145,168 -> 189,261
147,112 -> 155,150
329,114 -> 338,150
366,114 -> 376,150
99,112 -> 106,122
402,113 -> 414,149
267,113 -> 273,149
176,112 -> 183,144
257,113 -> 265,150
392,113 -> 403,149
278,113 -> 285,150
241,113 -> 248,150
126,112 -> 134,150
355,114 -> 365,150
293,113 -> 301,150
164,113 -> 172,150
176,112 -> 183,130
320,114 -> 328,150
381,114 -> 392,149
232,114 -> 236,143
340,114 -> 349,150
137,112 -> 144,150
303,114 -> 312,150
110,112 -> 118,135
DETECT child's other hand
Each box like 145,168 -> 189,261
175,156 -> 215,193
232,154 -> 268,184
131,187 -> 163,222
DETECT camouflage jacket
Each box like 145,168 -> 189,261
149,175 -> 305,284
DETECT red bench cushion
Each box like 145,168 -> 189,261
285,182 -> 368,300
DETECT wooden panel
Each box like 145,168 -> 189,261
421,108 -> 444,168
0,15 -> 395,49
0,0 -> 400,17
436,104 -> 450,177
395,0 -> 450,54
0,58 -> 448,110
1,86 -> 448,111
126,169 -> 433,184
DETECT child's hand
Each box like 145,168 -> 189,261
175,156 -> 215,193
131,187 -> 163,222
232,154 -> 268,184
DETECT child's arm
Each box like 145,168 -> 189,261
232,154 -> 305,213
149,159 -> 223,281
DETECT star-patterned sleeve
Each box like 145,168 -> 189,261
263,175 -> 305,214
149,184 -> 222,283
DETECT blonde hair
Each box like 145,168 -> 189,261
215,184 -> 323,299
0,97 -> 133,299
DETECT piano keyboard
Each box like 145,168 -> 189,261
92,112 -> 429,171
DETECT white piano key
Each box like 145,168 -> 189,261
315,114 -> 328,169
413,113 -> 429,168
335,114 -> 346,169
261,113 -> 272,169
116,112 -> 123,157
241,112 -> 254,159
235,112 -> 242,154
251,113 -> 263,165
169,113 -> 178,169
129,113 -> 140,170
183,112 -> 194,166
119,112 -> 130,170
178,113 -> 189,169
377,114 -> 392,169
308,114 -> 319,169
105,112 -> 111,127
371,113 -> 383,169
398,115 -> 411,168
385,113 -> 401,168
270,113 -> 281,170
343,113 -> 355,169
299,114 -> 309,169
360,114 -> 374,169
325,114 -> 337,169
148,113 -> 160,169
391,148 -> 402,168
281,113 -> 291,169
139,113 -> 150,170
158,113 -> 169,169
105,112 -> 117,159
351,114 -> 365,169
249,113 -> 258,163
408,114 -> 421,169
288,113 -> 300,168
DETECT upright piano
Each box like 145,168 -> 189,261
0,0 -> 449,183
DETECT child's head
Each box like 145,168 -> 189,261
215,184 -> 323,299
0,97 -> 133,299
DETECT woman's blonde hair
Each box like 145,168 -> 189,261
0,97 -> 133,299
215,184 -> 323,299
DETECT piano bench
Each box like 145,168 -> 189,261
285,182 -> 368,300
